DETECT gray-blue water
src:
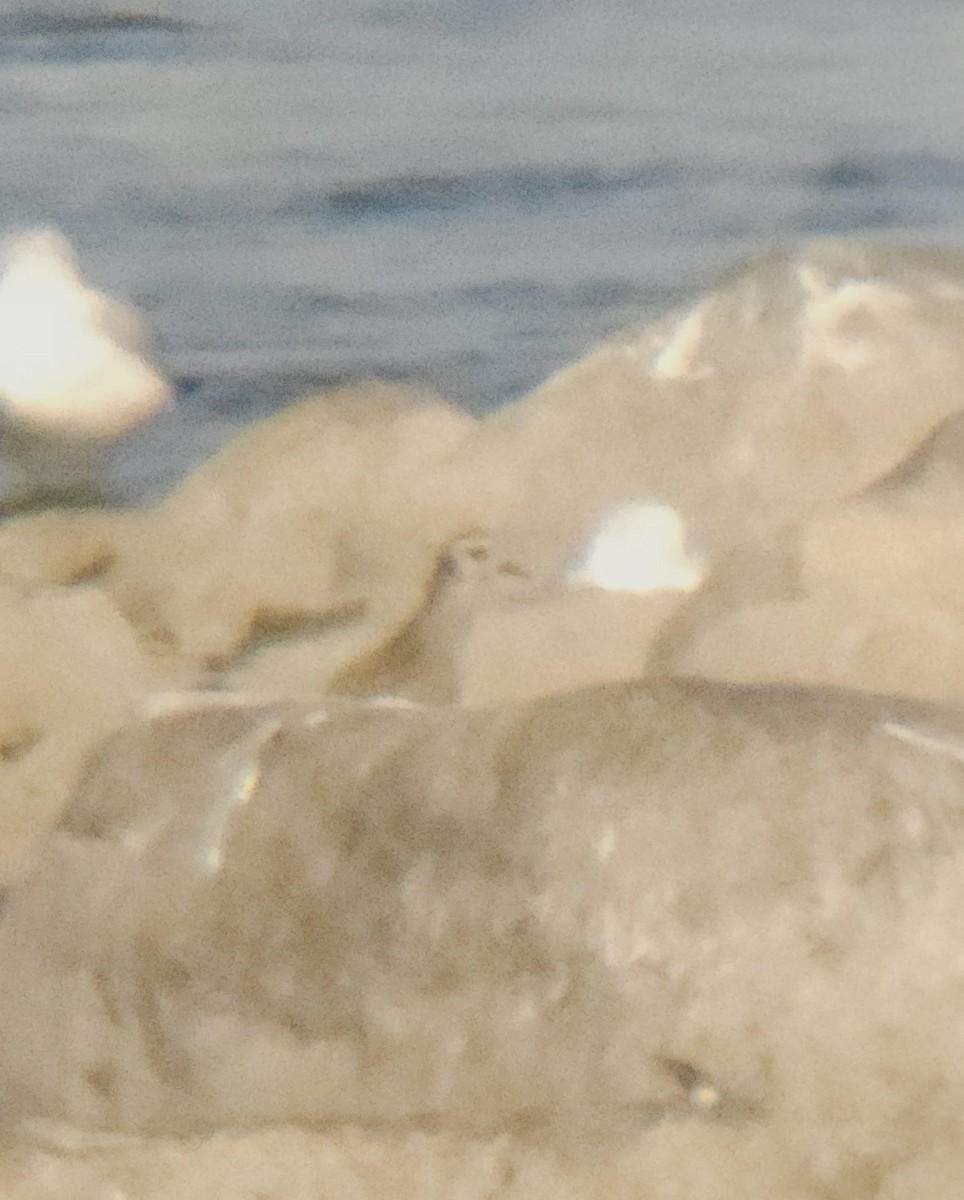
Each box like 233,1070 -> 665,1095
2,0 -> 964,494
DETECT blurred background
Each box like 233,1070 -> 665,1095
0,0 -> 962,493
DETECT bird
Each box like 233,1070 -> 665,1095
328,529 -> 531,704
0,227 -> 172,506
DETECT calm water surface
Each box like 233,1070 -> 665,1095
1,0 -> 963,493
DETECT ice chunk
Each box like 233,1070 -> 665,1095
0,229 -> 171,490
565,502 -> 705,595
452,240 -> 964,564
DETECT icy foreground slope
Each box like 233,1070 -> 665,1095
4,681 -> 964,1198
2,679 -> 964,1142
